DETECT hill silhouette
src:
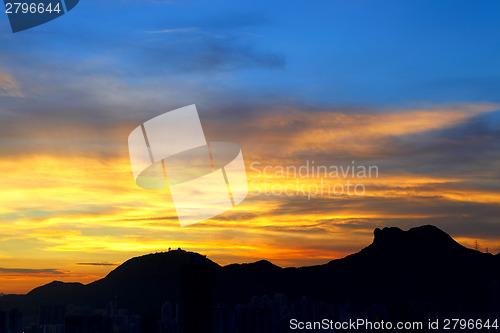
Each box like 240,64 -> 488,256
0,225 -> 498,321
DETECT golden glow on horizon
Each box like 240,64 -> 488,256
1,103 -> 499,293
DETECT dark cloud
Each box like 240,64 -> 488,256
142,10 -> 279,74
139,33 -> 286,74
0,268 -> 65,275
210,193 -> 500,243
76,262 -> 117,266
0,10 -> 286,157
376,111 -> 500,176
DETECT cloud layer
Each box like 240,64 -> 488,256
1,0 -> 500,294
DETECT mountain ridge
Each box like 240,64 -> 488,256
1,225 -> 498,318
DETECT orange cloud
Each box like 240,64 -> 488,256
0,102 -> 499,293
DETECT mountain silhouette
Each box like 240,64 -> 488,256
0,225 -> 498,322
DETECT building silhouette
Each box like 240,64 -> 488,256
180,263 -> 214,333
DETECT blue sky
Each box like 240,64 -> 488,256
1,0 -> 500,109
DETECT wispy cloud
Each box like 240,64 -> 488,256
146,27 -> 223,38
146,27 -> 196,34
76,262 -> 118,267
0,268 -> 65,276
0,70 -> 23,97
203,102 -> 500,163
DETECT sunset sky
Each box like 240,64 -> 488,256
1,0 -> 500,294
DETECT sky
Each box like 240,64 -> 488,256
0,0 -> 500,294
